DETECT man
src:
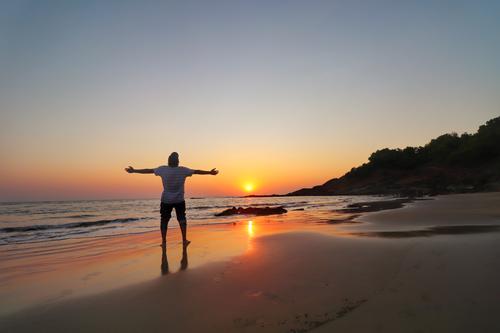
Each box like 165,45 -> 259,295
125,152 -> 218,246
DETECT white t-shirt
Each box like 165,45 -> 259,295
154,166 -> 194,203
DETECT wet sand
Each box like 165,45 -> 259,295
2,192 -> 500,332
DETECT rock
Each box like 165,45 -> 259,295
215,206 -> 287,217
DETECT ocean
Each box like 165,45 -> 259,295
0,195 -> 385,246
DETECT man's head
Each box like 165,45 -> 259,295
168,152 -> 179,167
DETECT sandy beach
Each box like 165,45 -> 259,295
1,192 -> 500,332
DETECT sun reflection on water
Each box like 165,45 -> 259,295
247,220 -> 254,238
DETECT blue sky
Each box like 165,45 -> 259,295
1,0 -> 499,200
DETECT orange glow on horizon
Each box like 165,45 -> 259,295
0,149 -> 353,201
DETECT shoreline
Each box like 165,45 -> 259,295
2,192 -> 500,332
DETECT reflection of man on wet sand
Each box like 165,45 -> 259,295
125,152 -> 218,245
161,244 -> 188,275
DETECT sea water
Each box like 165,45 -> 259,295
0,196 -> 384,245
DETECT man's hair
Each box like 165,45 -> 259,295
168,152 -> 179,167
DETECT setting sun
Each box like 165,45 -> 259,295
243,183 -> 255,193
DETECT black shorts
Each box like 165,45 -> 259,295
160,201 -> 186,221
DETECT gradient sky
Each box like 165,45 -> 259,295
1,0 -> 499,201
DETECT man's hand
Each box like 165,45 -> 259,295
125,166 -> 135,173
210,168 -> 219,175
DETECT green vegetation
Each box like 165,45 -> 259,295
290,117 -> 500,196
351,117 -> 500,173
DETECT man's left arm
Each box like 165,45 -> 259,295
193,168 -> 219,175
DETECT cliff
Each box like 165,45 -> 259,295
288,116 -> 500,196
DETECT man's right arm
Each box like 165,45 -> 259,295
125,166 -> 155,174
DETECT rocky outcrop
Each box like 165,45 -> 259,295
215,206 -> 287,217
288,117 -> 500,196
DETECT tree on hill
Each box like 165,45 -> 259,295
289,116 -> 500,196
348,116 -> 500,176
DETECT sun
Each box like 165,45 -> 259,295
243,183 -> 255,193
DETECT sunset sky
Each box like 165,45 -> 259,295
1,1 -> 499,201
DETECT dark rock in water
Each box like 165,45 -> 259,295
215,206 -> 287,217
336,198 -> 413,213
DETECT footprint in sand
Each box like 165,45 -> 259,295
82,271 -> 101,281
246,290 -> 285,303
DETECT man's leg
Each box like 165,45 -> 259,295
180,242 -> 188,271
175,201 -> 190,245
160,217 -> 169,243
161,243 -> 169,275
160,203 -> 173,244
